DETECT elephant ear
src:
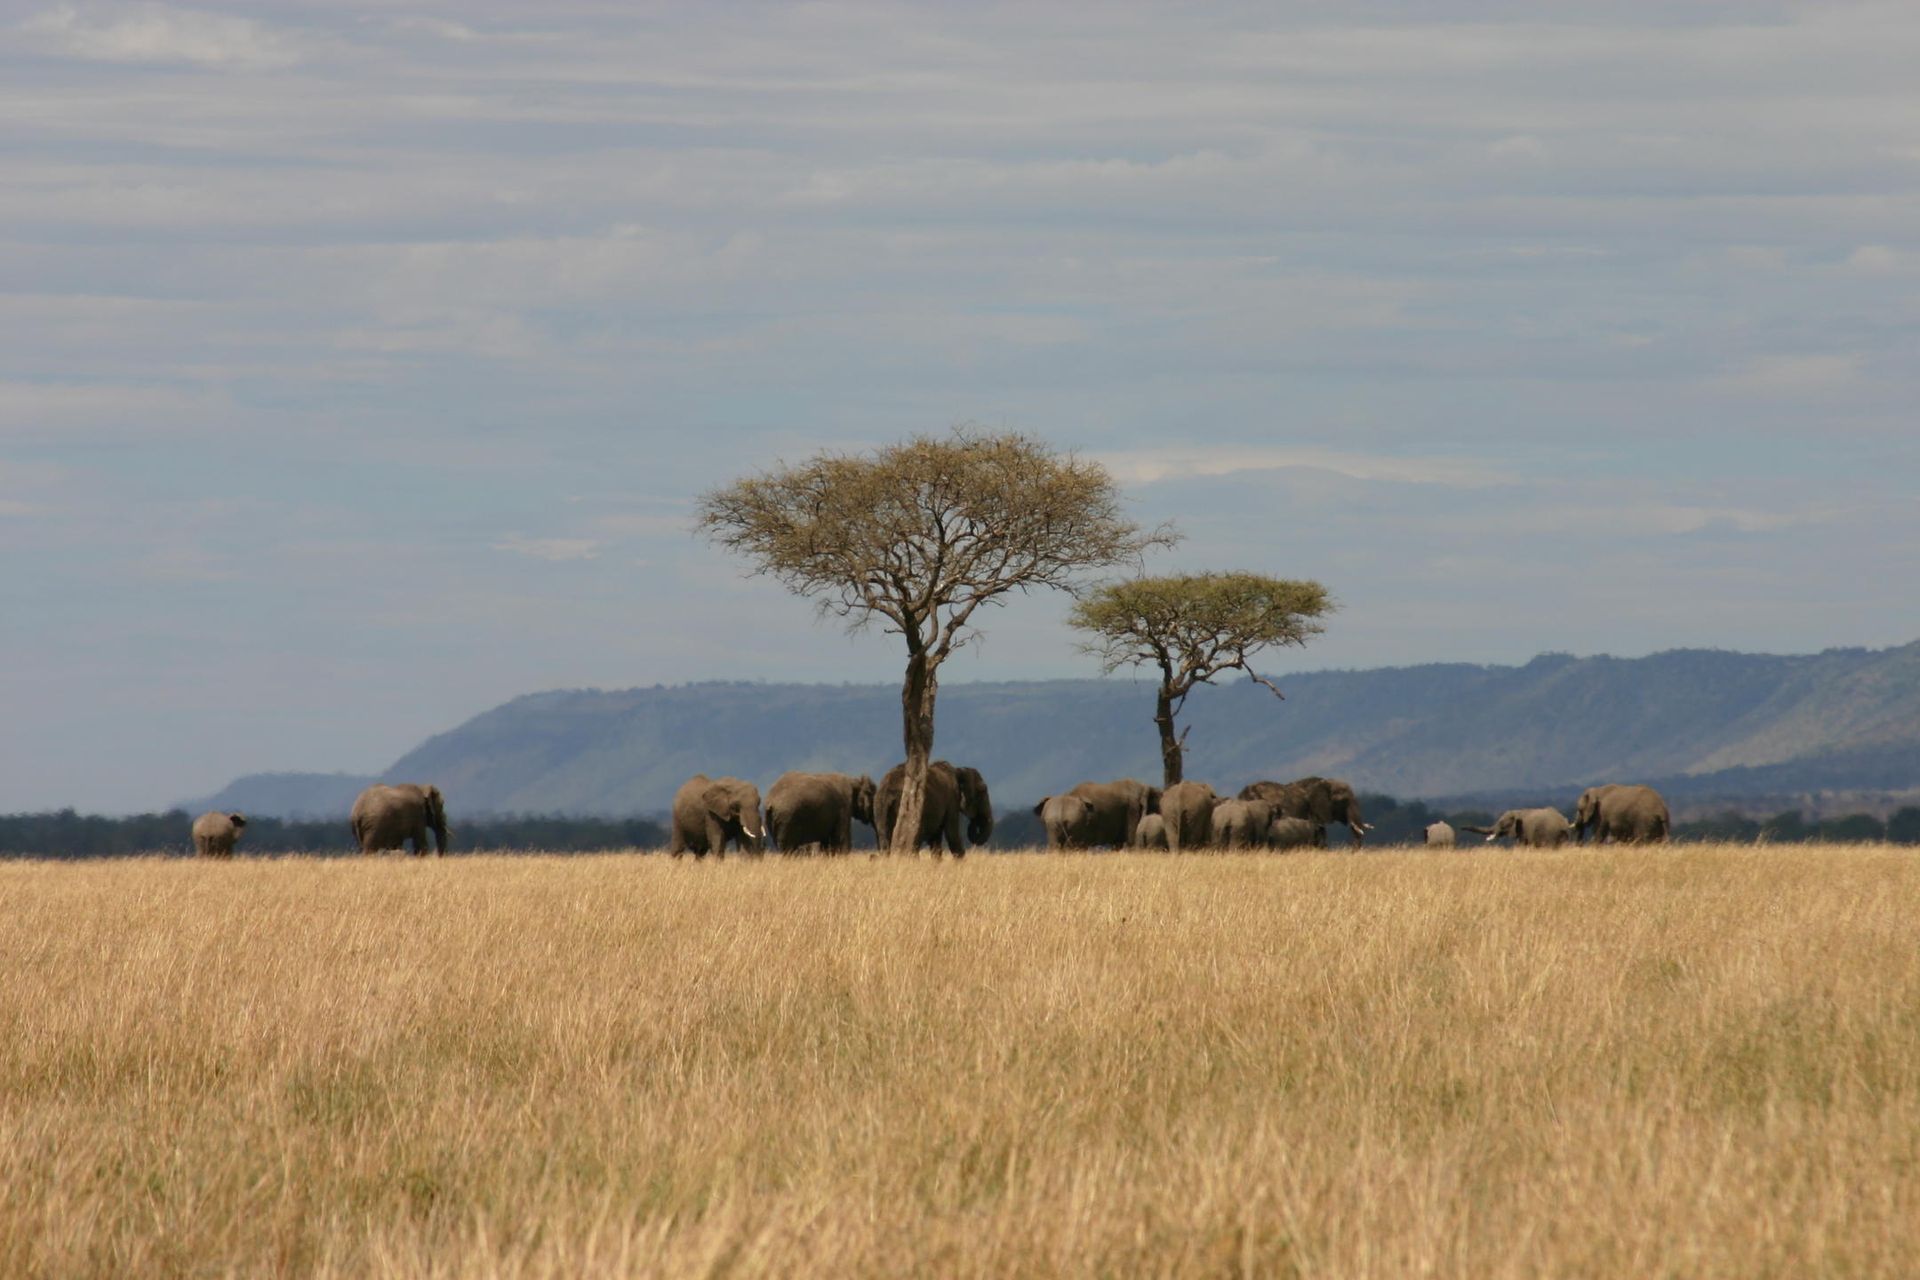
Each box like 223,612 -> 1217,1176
704,783 -> 734,817
1032,797 -> 1050,818
229,813 -> 247,826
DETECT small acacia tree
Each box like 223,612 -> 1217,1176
1068,572 -> 1333,787
697,428 -> 1173,852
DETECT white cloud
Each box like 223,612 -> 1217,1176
491,535 -> 601,562
21,3 -> 303,69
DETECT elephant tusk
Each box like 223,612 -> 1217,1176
1485,832 -> 1498,842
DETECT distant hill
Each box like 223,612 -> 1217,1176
187,642 -> 1920,818
189,772 -> 379,819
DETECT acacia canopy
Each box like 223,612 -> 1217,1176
1069,572 -> 1333,785
697,427 -> 1174,850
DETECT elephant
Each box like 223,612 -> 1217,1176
1062,779 -> 1162,848
350,783 -> 447,855
191,811 -> 246,858
1240,777 -> 1332,825
1267,816 -> 1323,850
764,771 -> 875,853
1573,784 -> 1671,844
1033,793 -> 1097,850
1424,821 -> 1457,849
1133,813 -> 1169,849
1464,808 -> 1572,849
669,774 -> 764,857
873,761 -> 994,856
1210,797 -> 1275,849
1159,781 -> 1217,852
1241,776 -> 1369,847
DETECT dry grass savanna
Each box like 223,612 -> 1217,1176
2,846 -> 1915,1277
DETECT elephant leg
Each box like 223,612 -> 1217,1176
705,817 -> 728,859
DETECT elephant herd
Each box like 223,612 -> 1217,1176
668,762 -> 995,857
1035,775 -> 1374,852
187,768 -> 1671,859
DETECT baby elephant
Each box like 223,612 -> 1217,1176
1424,821 -> 1456,848
1267,817 -> 1324,850
192,811 -> 247,858
1132,813 -> 1169,849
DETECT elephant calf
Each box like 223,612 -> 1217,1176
1133,813 -> 1169,849
670,774 -> 764,857
1034,793 -> 1097,850
1424,821 -> 1457,849
1211,798 -> 1275,849
1267,816 -> 1322,850
192,811 -> 247,858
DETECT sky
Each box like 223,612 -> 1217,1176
3,1 -> 1918,811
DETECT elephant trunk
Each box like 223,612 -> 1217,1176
431,818 -> 448,855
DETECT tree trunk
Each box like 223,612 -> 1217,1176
893,648 -> 940,853
1155,680 -> 1183,788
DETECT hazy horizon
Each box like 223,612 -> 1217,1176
5,3 -> 1917,810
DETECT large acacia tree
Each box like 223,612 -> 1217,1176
1068,572 -> 1333,787
697,428 -> 1173,852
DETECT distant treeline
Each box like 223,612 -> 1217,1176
5,798 -> 1918,858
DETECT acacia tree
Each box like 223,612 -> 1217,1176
1068,573 -> 1333,787
697,428 -> 1173,852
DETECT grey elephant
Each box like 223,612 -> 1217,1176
669,774 -> 764,857
1268,816 -> 1323,850
1210,797 -> 1275,849
1465,808 -> 1572,849
1133,813 -> 1169,849
350,784 -> 447,855
1240,777 -> 1333,826
1159,780 -> 1217,852
1033,793 -> 1098,850
1424,821 -> 1456,849
764,771 -> 875,853
1573,784 -> 1671,844
873,761 -> 994,856
1062,779 -> 1162,848
1302,775 -> 1373,846
191,811 -> 247,858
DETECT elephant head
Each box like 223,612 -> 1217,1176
1572,786 -> 1613,840
703,777 -> 764,848
954,766 -> 993,844
422,785 -> 449,854
228,813 -> 248,831
850,775 -> 877,825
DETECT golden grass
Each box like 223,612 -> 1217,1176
1,845 -> 1916,1277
